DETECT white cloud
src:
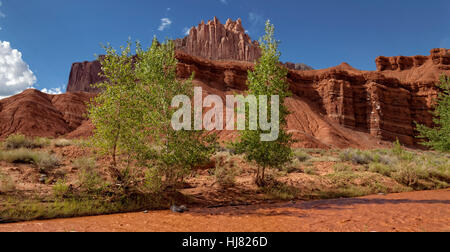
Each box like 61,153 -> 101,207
219,0 -> 228,4
247,12 -> 265,36
249,12 -> 264,26
182,27 -> 191,36
158,18 -> 172,31
0,41 -> 37,98
41,87 -> 63,95
0,1 -> 5,31
0,1 -> 5,18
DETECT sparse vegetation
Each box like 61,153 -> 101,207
72,157 -> 96,170
0,149 -> 60,172
0,172 -> 15,193
213,152 -> 239,188
3,134 -> 50,150
53,139 -> 72,148
53,179 -> 71,198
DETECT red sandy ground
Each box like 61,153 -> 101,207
1,189 -> 448,232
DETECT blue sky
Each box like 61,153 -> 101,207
0,0 -> 449,96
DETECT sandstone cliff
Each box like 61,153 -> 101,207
66,59 -> 105,93
3,47 -> 449,148
174,17 -> 261,62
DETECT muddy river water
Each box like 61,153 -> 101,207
1,189 -> 449,232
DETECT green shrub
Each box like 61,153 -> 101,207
304,166 -> 317,175
368,162 -> 395,176
3,134 -> 50,149
36,153 -> 61,172
78,162 -> 107,195
0,149 -> 60,172
72,157 -> 96,170
339,149 -> 374,165
53,179 -> 71,198
143,168 -> 163,193
0,172 -> 16,193
54,139 -> 72,148
3,134 -> 33,149
213,153 -> 239,188
260,178 -> 299,200
33,137 -> 51,148
293,150 -> 311,162
333,163 -> 353,173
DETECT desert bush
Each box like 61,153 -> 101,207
78,161 -> 107,195
0,149 -> 60,172
0,148 -> 39,164
339,149 -> 371,164
304,166 -> 317,175
260,178 -> 299,200
284,159 -> 303,173
3,134 -> 33,149
3,134 -> 50,150
53,139 -> 72,148
36,153 -> 61,172
213,153 -> 239,188
368,162 -> 395,176
339,149 -> 392,165
72,157 -> 96,170
53,179 -> 71,198
293,149 -> 311,162
333,163 -> 353,173
143,168 -> 163,193
391,162 -> 428,188
0,172 -> 16,193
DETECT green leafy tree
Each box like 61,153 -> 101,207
416,74 -> 450,152
89,38 -> 216,189
88,41 -> 145,182
135,38 -> 217,188
234,21 -> 294,186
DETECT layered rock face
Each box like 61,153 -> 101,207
174,17 -> 261,62
0,89 -> 94,139
175,49 -> 449,147
66,59 -> 105,93
4,48 -> 449,148
376,48 -> 450,71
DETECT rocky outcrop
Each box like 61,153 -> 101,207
66,59 -> 105,93
283,62 -> 314,71
376,48 -> 450,71
174,50 -> 449,147
0,89 -> 94,138
174,17 -> 261,62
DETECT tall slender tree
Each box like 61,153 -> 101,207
234,21 -> 294,186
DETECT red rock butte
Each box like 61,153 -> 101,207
2,18 -> 450,149
174,17 -> 261,62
